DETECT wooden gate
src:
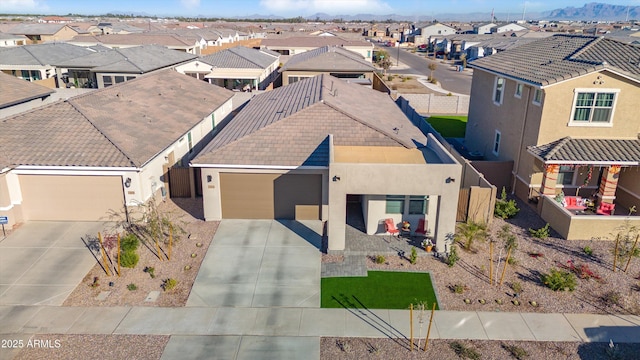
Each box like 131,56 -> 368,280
169,167 -> 191,198
457,188 -> 470,222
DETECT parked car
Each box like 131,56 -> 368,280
417,44 -> 428,52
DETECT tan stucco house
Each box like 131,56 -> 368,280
8,23 -> 79,43
465,34 -> 640,240
278,46 -> 376,87
260,36 -> 374,62
0,70 -> 234,228
191,74 -> 461,251
174,46 -> 280,91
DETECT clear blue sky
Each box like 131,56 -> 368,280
0,0 -> 638,17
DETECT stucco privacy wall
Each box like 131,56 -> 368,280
401,93 -> 470,114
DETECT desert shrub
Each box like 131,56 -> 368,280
144,266 -> 155,278
495,187 -> 519,219
162,278 -> 178,291
451,283 -> 468,294
507,257 -> 518,265
375,255 -> 386,264
455,221 -> 488,251
583,246 -> 593,256
450,341 -> 481,360
503,343 -> 529,360
386,75 -> 393,81
541,268 -> 577,291
410,247 -> 417,264
563,260 -> 601,280
529,223 -> 550,239
446,245 -> 460,268
429,77 -> 438,84
120,233 -> 140,252
119,250 -> 139,268
127,283 -> 137,291
510,281 -> 523,295
601,291 -> 622,306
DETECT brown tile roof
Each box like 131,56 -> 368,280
193,74 -> 426,167
0,72 -> 54,109
279,46 -> 375,72
70,33 -> 198,47
261,36 -> 372,48
528,137 -> 640,165
68,70 -> 234,167
0,70 -> 234,168
1,101 -> 134,167
469,34 -> 640,86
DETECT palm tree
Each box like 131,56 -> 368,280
455,221 -> 488,251
498,224 -> 518,286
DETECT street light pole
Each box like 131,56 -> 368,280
397,41 -> 400,66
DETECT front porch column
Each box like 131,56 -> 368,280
540,164 -> 559,196
597,165 -> 620,204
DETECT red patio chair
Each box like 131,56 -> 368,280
384,218 -> 400,238
415,218 -> 428,238
596,202 -> 615,216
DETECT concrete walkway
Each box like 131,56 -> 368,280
2,305 -> 640,359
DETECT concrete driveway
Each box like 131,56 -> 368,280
0,222 -> 108,306
187,220 -> 322,308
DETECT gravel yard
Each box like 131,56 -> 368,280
63,198 -> 218,307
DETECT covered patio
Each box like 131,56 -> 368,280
529,137 -> 640,240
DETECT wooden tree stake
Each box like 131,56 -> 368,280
489,241 -> 494,285
623,234 -> 639,273
499,247 -> 512,286
613,234 -> 620,272
117,233 -> 121,277
169,227 -> 173,261
410,303 -> 414,351
424,302 -> 436,351
98,232 -> 111,276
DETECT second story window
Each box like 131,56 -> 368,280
570,90 -> 617,125
493,77 -> 505,105
514,83 -> 523,98
533,89 -> 543,105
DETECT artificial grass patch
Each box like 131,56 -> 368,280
425,115 -> 468,138
321,271 -> 439,310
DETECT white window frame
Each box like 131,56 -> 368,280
492,130 -> 501,156
493,77 -> 505,105
514,83 -> 523,98
568,88 -> 619,127
532,89 -> 543,106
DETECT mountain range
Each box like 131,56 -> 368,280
231,3 -> 639,22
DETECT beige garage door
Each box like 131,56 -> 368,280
19,175 -> 124,221
220,173 -> 321,220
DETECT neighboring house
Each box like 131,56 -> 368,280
0,32 -> 27,47
474,23 -> 497,34
0,70 -> 234,228
53,44 -> 198,88
0,72 -> 54,118
465,34 -> 640,240
68,33 -> 202,54
278,45 -> 376,87
174,46 -> 280,90
494,23 -> 527,33
90,22 -> 146,35
408,23 -> 457,45
7,23 -> 80,43
260,36 -> 374,62
38,16 -> 72,23
466,37 -> 538,60
191,74 -> 461,251
0,43 -> 96,88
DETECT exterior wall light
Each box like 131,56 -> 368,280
333,175 -> 341,182
124,177 -> 132,188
